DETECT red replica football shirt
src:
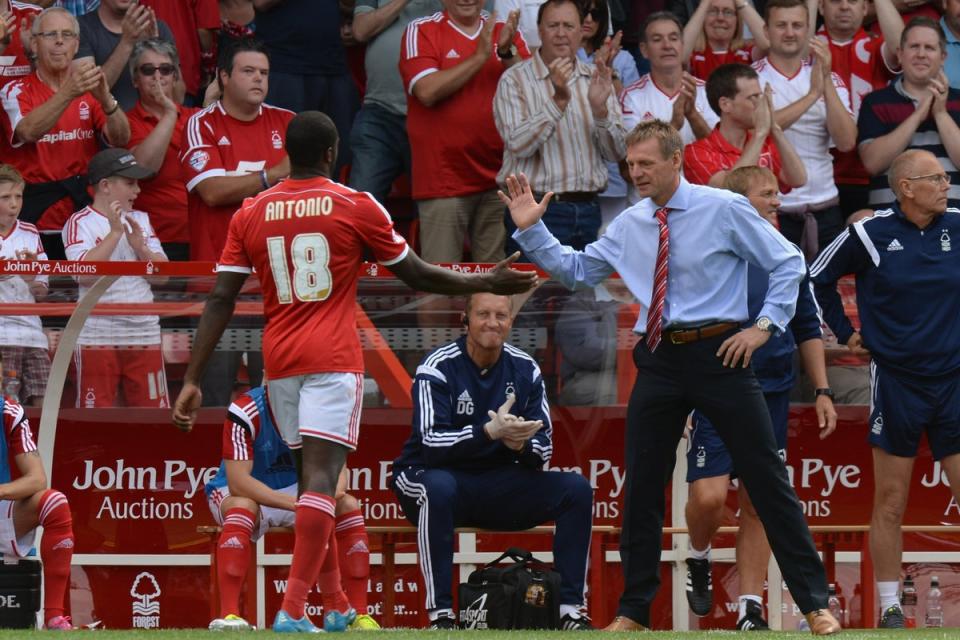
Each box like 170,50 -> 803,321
127,101 -> 200,244
399,12 -> 529,199
0,72 -> 106,231
180,101 -> 294,261
683,126 -> 788,193
688,45 -> 753,82
817,27 -> 896,185
218,176 -> 409,379
0,2 -> 42,82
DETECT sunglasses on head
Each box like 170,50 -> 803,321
138,63 -> 176,77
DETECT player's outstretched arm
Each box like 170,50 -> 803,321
390,250 -> 538,296
172,271 -> 248,432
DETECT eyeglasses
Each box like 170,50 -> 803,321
586,7 -> 604,21
706,8 -> 737,17
138,63 -> 177,77
905,173 -> 951,185
37,30 -> 79,41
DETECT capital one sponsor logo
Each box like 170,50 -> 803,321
72,459 -> 218,520
131,572 -> 161,629
39,127 -> 95,144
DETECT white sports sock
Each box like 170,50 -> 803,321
428,608 -> 454,622
689,545 -> 711,560
559,604 -> 581,619
878,581 -> 900,611
738,595 -> 763,619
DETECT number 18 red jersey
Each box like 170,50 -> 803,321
218,176 -> 409,379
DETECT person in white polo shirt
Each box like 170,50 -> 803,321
62,148 -> 169,408
620,11 -> 719,145
754,0 -> 856,261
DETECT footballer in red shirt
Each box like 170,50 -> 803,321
180,40 -> 292,262
683,63 -> 805,193
173,111 -> 537,633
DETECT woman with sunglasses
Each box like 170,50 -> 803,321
127,39 -> 201,261
682,0 -> 768,81
577,0 -> 638,230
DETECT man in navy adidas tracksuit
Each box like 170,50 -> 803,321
811,149 -> 960,628
392,293 -> 593,631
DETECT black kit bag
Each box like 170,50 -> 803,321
457,547 -> 561,630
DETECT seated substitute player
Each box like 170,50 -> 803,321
62,149 -> 169,408
392,292 -> 594,630
683,166 -> 837,629
171,111 -> 537,634
0,164 -> 51,407
0,352 -> 75,630
204,385 -> 378,631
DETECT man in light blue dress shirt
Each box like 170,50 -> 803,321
498,119 -> 840,635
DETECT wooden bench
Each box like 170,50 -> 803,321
199,523 -> 960,629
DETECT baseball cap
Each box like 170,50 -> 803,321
87,148 -> 155,184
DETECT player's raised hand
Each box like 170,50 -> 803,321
484,252 -> 538,294
172,382 -> 202,432
498,172 -> 551,231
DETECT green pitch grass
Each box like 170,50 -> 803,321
0,630 -> 957,638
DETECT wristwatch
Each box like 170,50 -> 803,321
755,316 -> 774,333
497,44 -> 517,60
815,387 -> 835,400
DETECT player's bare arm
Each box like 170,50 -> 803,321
389,250 -> 537,295
0,450 -> 47,501
171,270 -> 248,431
225,459 -> 298,511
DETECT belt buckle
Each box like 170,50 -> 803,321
669,331 -> 684,345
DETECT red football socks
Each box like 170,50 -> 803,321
280,492 -> 336,619
335,510 -> 369,611
217,508 -> 255,616
38,490 -> 74,622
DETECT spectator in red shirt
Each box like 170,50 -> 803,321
140,0 -> 220,105
684,62 -> 806,193
0,6 -> 130,259
682,0 -> 770,81
399,2 -> 529,262
816,0 -> 903,216
127,39 -> 200,261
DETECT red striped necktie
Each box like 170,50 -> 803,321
646,207 -> 670,352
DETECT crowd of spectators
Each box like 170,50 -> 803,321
0,0 -> 954,406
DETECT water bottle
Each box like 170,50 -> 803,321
2,370 -> 19,403
925,576 -> 943,628
828,583 -> 842,623
901,574 -> 918,628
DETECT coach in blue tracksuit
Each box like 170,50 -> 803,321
811,149 -> 960,629
392,292 -> 593,631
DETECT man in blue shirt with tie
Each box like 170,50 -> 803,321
499,119 -> 840,635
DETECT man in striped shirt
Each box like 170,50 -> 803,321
493,0 -> 626,253
857,17 -> 960,212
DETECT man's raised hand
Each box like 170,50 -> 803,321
498,172 -> 551,231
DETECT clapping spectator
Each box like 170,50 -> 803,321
0,7 -> 130,259
127,39 -> 200,261
0,164 -> 50,408
494,0 -> 626,252
0,0 -> 42,82
62,149 -> 169,408
401,2 -> 529,263
621,12 -> 718,145
77,0 -> 177,111
682,0 -> 769,80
